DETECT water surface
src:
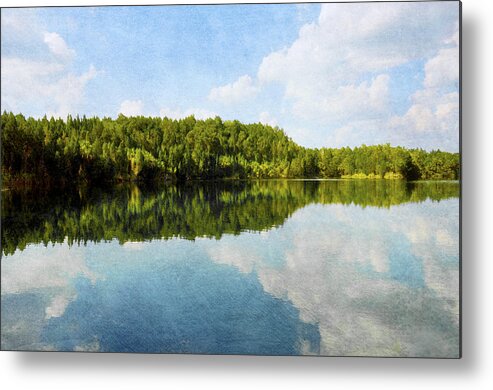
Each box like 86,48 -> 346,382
1,180 -> 460,356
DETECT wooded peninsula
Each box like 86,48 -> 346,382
1,112 -> 460,187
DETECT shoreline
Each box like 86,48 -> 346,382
1,176 -> 461,192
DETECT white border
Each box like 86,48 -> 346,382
1,1 -> 492,389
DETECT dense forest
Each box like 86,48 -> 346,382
2,180 -> 459,256
1,112 -> 460,187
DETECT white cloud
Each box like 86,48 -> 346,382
73,339 -> 101,352
257,2 -> 456,122
1,241 -> 100,321
118,99 -> 144,117
48,65 -> 98,118
122,241 -> 146,251
0,12 -> 98,118
326,121 -> 375,148
1,57 -> 97,118
388,91 -> 459,149
208,241 -> 263,274
206,1 -> 457,150
424,46 -> 459,89
328,92 -> 459,150
388,25 -> 459,150
259,111 -> 278,127
299,74 -> 390,121
159,107 -> 217,120
43,32 -> 75,62
321,19 -> 459,150
424,20 -> 459,90
208,75 -> 259,104
45,290 -> 78,319
391,104 -> 435,133
1,243 -> 97,295
205,200 -> 459,357
1,9 -> 44,46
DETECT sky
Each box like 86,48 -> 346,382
1,2 -> 460,151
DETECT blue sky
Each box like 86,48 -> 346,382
1,2 -> 459,151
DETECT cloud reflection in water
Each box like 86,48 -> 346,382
207,199 -> 459,357
1,197 -> 458,356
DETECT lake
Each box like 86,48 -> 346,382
1,179 -> 460,357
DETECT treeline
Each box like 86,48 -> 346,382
1,112 -> 460,186
2,180 -> 459,256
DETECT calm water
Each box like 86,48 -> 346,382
1,180 -> 460,357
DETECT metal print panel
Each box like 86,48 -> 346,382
0,1 -> 461,357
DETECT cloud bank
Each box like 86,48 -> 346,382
1,11 -> 98,118
209,2 -> 459,150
